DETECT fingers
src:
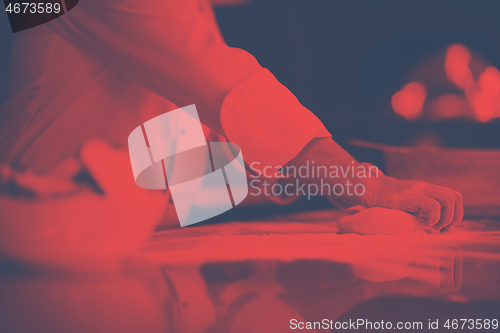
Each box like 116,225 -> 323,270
446,190 -> 464,231
381,191 -> 442,228
422,187 -> 456,231
419,184 -> 464,231
375,179 -> 464,232
414,195 -> 442,228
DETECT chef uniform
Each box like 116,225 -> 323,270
0,0 -> 330,176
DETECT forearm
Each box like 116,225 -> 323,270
284,138 -> 377,208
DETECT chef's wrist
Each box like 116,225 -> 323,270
359,176 -> 379,208
322,176 -> 377,209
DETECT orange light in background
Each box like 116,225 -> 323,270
445,43 -> 474,89
479,66 -> 500,97
428,94 -> 471,121
391,82 -> 427,121
444,44 -> 500,122
468,66 -> 500,122
468,91 -> 496,123
393,43 -> 500,123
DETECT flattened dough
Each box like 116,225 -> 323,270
338,206 -> 420,235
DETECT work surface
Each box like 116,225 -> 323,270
135,209 -> 500,332
1,209 -> 500,333
140,209 -> 500,266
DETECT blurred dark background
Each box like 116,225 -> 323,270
0,8 -> 12,104
214,0 -> 500,149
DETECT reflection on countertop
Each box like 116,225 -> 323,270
1,209 -> 499,333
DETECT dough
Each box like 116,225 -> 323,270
338,206 -> 420,235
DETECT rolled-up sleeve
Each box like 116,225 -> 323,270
47,0 -> 330,169
221,69 -> 330,172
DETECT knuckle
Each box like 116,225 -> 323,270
429,199 -> 441,211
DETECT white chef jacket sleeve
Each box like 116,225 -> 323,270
47,0 -> 331,171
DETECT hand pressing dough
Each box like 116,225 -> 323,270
338,205 -> 420,235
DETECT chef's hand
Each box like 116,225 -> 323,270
365,172 -> 464,232
288,138 -> 464,232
